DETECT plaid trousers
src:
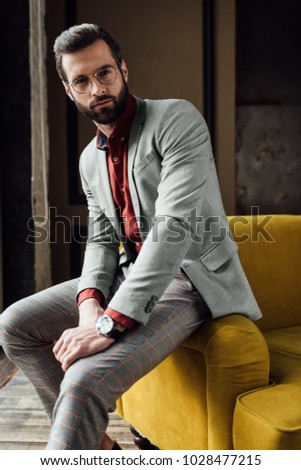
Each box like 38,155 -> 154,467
0,268 -> 211,449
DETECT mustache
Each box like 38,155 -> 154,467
90,95 -> 117,109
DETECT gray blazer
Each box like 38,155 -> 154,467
78,97 -> 262,325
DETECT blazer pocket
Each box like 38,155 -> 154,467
200,237 -> 238,272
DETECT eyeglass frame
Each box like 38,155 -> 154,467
66,64 -> 121,94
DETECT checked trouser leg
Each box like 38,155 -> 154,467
0,270 -> 211,449
0,278 -> 79,417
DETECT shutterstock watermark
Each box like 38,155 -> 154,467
27,207 -> 88,245
26,206 -> 275,245
229,206 -> 275,243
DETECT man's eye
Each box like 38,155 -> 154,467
74,76 -> 89,85
97,68 -> 112,79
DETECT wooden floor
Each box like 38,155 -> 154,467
0,352 -> 137,450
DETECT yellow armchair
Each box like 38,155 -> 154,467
117,215 -> 301,449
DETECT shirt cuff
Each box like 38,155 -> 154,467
105,307 -> 136,329
77,288 -> 105,308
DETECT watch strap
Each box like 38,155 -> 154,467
109,326 -> 124,340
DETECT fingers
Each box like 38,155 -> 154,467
58,344 -> 82,372
52,326 -> 114,371
52,335 -> 65,360
53,328 -> 72,362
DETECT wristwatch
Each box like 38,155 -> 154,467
95,314 -> 123,340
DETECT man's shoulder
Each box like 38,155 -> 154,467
139,96 -> 197,113
135,97 -> 202,129
134,97 -> 205,136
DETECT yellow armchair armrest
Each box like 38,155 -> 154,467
183,314 -> 270,449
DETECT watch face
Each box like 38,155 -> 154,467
96,315 -> 114,335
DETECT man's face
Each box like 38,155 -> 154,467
62,39 -> 129,125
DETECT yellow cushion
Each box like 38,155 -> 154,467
234,383 -> 301,450
233,325 -> 301,449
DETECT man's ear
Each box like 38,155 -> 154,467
64,83 -> 74,101
120,60 -> 128,83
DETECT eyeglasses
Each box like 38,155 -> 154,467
68,65 -> 120,94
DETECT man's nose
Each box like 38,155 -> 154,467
90,76 -> 106,94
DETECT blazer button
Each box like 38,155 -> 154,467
144,307 -> 152,313
151,295 -> 158,301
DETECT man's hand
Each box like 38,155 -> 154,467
53,325 -> 114,371
53,297 -> 113,371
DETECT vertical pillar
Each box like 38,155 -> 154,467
29,0 -> 52,291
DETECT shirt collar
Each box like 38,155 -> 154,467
96,94 -> 137,149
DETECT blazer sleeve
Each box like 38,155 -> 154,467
77,153 -> 120,300
108,100 -> 214,325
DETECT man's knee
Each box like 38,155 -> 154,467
1,301 -> 22,336
0,298 -> 34,353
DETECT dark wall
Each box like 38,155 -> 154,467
0,0 -> 34,308
236,0 -> 301,214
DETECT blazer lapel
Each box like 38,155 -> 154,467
127,98 -> 146,223
95,148 -> 121,238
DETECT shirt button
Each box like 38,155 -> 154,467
121,136 -> 125,141
113,156 -> 119,162
121,187 -> 125,192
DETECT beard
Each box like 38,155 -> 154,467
73,80 -> 129,125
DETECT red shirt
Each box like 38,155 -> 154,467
78,94 -> 142,328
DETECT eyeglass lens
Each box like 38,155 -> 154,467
72,66 -> 117,94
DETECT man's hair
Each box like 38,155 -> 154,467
53,23 -> 123,82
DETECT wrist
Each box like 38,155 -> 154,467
79,298 -> 104,326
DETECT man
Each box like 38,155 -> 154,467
0,24 -> 261,450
